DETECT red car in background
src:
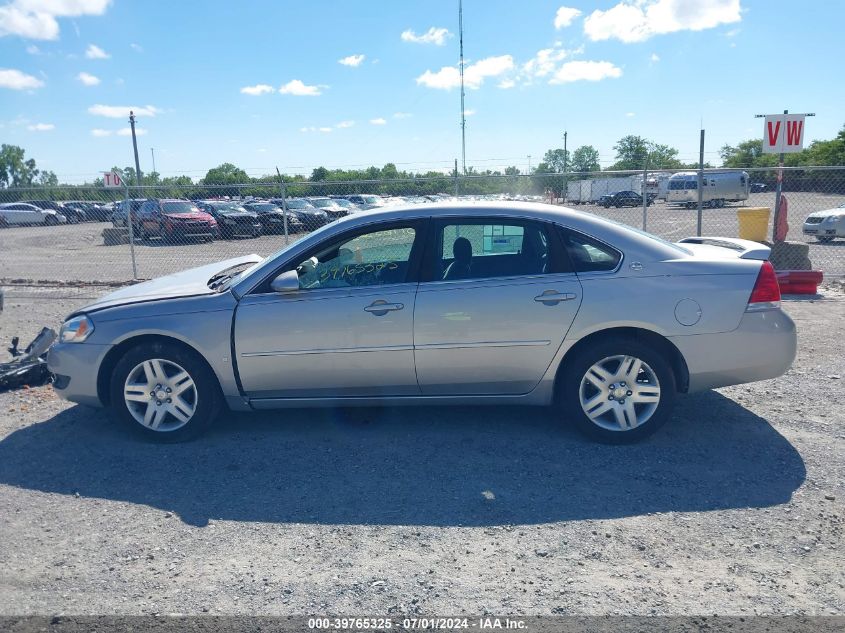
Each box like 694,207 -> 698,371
138,199 -> 218,242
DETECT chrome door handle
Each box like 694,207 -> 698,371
534,290 -> 577,305
364,300 -> 404,316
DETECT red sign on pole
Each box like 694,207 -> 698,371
762,114 -> 806,153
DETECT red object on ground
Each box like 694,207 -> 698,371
774,194 -> 789,242
776,269 -> 823,295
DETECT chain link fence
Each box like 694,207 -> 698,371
1,167 -> 843,301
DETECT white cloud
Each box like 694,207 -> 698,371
88,104 -> 160,117
0,68 -> 44,89
549,60 -> 622,83
76,71 -> 99,85
650,53 -> 660,62
463,109 -> 476,117
335,120 -> 355,128
318,127 -> 332,133
130,42 -> 142,52
498,78 -> 516,89
369,118 -> 387,125
84,43 -> 109,59
25,43 -> 39,54
393,112 -> 412,119
27,122 -> 53,131
554,6 -> 582,29
117,127 -> 145,136
401,26 -> 452,45
584,0 -> 741,43
416,54 -> 514,90
338,54 -> 365,67
279,79 -> 323,96
0,0 -> 111,40
522,46 -> 579,78
626,112 -> 636,117
90,128 -> 111,136
240,83 -> 274,96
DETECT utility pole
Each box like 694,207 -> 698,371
129,111 -> 143,186
562,131 -> 568,172
458,0 -> 466,175
527,154 -> 531,173
562,131 -> 568,203
150,147 -> 156,176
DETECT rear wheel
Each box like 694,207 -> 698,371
110,342 -> 222,442
559,338 -> 676,443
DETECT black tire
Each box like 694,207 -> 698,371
558,337 -> 676,444
110,341 -> 222,442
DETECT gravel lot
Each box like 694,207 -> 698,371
0,286 -> 843,617
1,192 -> 843,287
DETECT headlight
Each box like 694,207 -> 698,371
59,315 -> 94,343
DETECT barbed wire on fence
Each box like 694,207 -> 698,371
1,167 -> 843,300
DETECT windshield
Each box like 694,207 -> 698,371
363,196 -> 380,204
162,201 -> 199,213
310,198 -> 334,207
286,199 -> 313,209
210,202 -> 246,212
249,203 -> 279,212
334,199 -> 354,208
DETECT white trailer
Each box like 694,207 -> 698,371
666,171 -> 750,208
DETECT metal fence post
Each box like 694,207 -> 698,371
642,160 -> 649,232
275,168 -> 289,245
454,159 -> 459,198
125,182 -> 138,279
696,129 -> 705,236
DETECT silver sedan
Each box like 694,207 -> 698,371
48,202 -> 796,443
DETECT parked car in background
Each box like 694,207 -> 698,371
750,182 -> 768,193
137,199 -> 218,242
243,202 -> 294,234
48,201 -> 796,444
307,197 -> 349,220
270,198 -> 330,230
803,202 -> 845,243
0,202 -> 67,226
28,199 -> 83,223
599,191 -> 655,208
64,200 -> 113,222
345,194 -> 384,210
196,201 -> 262,239
329,197 -> 361,213
111,199 -> 147,232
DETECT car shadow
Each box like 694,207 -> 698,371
0,391 -> 805,527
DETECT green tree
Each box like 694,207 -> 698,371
647,143 -> 682,169
202,162 -> 250,186
37,170 -> 58,187
609,135 -> 649,170
719,139 -> 776,168
504,165 -> 521,176
0,144 -> 40,187
542,148 -> 570,173
569,145 -> 600,173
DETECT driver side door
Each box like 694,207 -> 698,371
233,219 -> 427,400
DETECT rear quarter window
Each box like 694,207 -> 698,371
559,229 -> 622,273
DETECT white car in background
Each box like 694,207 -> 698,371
803,202 -> 845,243
0,202 -> 67,226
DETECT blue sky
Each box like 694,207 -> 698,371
1,0 -> 843,183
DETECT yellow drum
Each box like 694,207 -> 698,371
737,207 -> 771,242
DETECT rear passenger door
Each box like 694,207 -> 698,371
413,217 -> 582,395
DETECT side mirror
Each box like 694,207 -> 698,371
270,270 -> 300,293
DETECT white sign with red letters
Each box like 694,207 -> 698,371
762,114 -> 806,153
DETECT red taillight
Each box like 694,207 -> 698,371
748,260 -> 781,306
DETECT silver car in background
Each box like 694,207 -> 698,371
803,202 -> 845,243
48,202 -> 796,443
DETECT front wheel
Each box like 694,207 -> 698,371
559,338 -> 676,443
110,342 -> 222,442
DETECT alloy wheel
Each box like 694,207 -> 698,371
578,355 -> 661,431
123,358 -> 198,432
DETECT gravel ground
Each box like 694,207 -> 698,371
0,287 -> 843,616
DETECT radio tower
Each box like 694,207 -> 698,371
459,0 -> 466,175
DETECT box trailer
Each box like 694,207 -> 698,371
666,171 -> 750,208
